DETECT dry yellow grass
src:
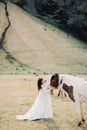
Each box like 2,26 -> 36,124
0,75 -> 87,130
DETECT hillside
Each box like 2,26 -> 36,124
11,0 -> 87,42
0,2 -> 87,74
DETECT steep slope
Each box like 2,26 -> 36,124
0,2 -> 87,74
11,0 -> 87,42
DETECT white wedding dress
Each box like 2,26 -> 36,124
16,81 -> 53,120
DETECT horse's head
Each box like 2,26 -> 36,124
50,73 -> 59,88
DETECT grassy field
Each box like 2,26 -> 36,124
0,75 -> 87,130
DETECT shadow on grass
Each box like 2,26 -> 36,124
38,119 -> 60,130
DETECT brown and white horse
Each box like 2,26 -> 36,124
50,73 -> 87,126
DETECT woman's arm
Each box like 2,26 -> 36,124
42,84 -> 50,93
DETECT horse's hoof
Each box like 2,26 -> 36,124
78,122 -> 81,126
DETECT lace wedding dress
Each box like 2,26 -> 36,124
16,81 -> 53,120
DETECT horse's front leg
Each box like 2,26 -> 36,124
75,100 -> 84,126
80,102 -> 85,123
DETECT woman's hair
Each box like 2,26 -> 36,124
37,78 -> 43,91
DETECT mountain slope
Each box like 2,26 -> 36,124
0,2 -> 87,74
11,0 -> 87,42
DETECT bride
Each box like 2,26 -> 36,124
16,77 -> 53,120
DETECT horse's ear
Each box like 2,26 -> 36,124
55,73 -> 59,77
60,79 -> 63,84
